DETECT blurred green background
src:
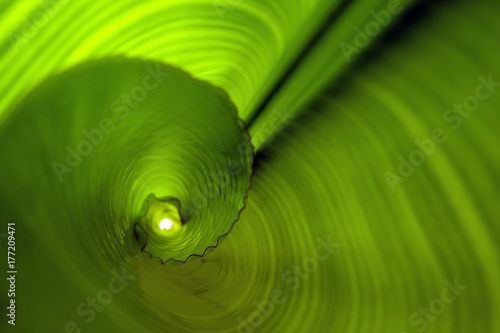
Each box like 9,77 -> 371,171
0,0 -> 499,332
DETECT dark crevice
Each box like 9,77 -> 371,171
252,0 -> 449,164
246,0 -> 354,126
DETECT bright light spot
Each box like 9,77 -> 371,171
159,219 -> 174,230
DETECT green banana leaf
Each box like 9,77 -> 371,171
0,0 -> 499,332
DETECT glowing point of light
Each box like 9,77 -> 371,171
159,219 -> 174,230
